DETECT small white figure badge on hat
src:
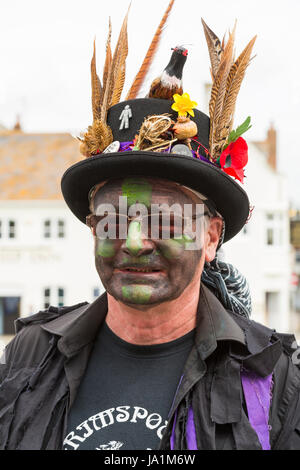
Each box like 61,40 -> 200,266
103,141 -> 120,153
119,105 -> 132,130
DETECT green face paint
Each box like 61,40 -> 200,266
159,234 -> 194,259
159,239 -> 183,259
122,178 -> 152,208
96,239 -> 116,258
126,221 -> 143,256
122,285 -> 153,304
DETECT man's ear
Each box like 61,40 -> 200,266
205,217 -> 223,262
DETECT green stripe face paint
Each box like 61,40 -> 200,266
122,285 -> 153,304
122,178 -> 152,208
126,221 -> 143,256
96,239 -> 116,258
159,234 -> 194,259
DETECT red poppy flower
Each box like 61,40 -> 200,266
219,137 -> 248,183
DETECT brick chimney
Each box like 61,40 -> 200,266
266,123 -> 277,171
13,114 -> 22,132
253,123 -> 277,171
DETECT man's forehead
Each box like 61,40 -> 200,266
94,177 -> 183,194
91,177 -> 205,209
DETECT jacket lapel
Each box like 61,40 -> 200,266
41,293 -> 108,408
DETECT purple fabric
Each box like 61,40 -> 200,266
186,406 -> 198,450
117,141 -> 218,167
241,370 -> 272,450
119,141 -> 134,152
169,375 -> 184,450
170,409 -> 177,450
170,407 -> 198,450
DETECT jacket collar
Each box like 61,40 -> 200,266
40,283 -> 246,359
194,284 -> 246,360
41,293 -> 107,357
40,283 -> 281,376
196,285 -> 282,376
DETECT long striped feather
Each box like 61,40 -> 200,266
111,8 -> 129,106
201,18 -> 223,80
209,26 -> 234,123
218,35 -> 257,142
100,6 -> 130,120
91,39 -> 102,122
209,24 -> 235,155
106,5 -> 130,108
103,18 -> 112,91
125,0 -> 175,100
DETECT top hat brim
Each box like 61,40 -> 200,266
61,150 -> 250,243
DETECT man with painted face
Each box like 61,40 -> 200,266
1,12 -> 300,450
1,100 -> 300,451
61,176 -> 224,451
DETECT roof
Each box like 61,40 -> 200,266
0,132 -> 84,200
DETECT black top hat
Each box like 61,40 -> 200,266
61,98 -> 250,243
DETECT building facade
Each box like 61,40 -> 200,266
0,130 -> 103,347
223,130 -> 292,332
290,211 -> 300,319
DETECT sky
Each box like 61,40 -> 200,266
0,0 -> 299,206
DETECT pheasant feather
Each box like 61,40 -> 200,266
203,20 -> 256,160
209,24 -> 236,157
101,5 -> 130,120
110,7 -> 129,106
201,18 -> 223,80
218,35 -> 257,144
81,6 -> 131,157
91,39 -> 102,122
125,0 -> 175,100
103,18 -> 112,92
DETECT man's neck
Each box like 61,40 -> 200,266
105,277 -> 201,345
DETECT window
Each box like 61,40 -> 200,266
44,220 -> 51,238
265,212 -> 283,246
58,220 -> 65,238
267,228 -> 274,245
58,288 -> 64,307
43,287 -> 65,308
8,220 -> 16,238
0,297 -> 20,335
0,220 -> 17,240
44,288 -> 51,309
43,219 -> 66,238
265,291 -> 280,328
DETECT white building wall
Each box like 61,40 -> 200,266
223,142 -> 291,332
0,200 -> 104,321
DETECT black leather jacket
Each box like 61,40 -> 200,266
1,285 -> 300,450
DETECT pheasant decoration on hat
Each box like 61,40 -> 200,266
148,45 -> 188,99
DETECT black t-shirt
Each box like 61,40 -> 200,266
63,322 -> 195,450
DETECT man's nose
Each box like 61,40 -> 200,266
122,220 -> 155,256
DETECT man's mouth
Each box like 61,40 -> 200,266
114,267 -> 164,274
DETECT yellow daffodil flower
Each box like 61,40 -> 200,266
171,93 -> 198,117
